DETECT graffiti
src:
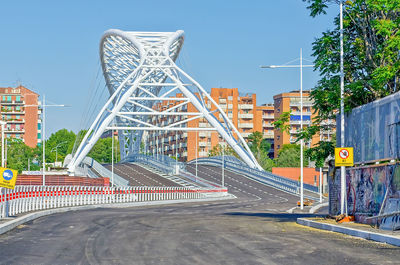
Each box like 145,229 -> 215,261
329,163 -> 400,226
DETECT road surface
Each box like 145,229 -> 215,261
0,165 -> 398,265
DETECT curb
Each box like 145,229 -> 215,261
309,202 -> 328,213
0,195 -> 235,236
297,217 -> 400,247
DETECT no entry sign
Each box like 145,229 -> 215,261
335,147 -> 354,167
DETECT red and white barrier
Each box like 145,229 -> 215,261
0,186 -> 228,218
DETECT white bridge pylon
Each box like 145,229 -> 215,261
67,29 -> 262,173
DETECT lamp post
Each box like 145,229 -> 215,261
26,95 -> 68,185
50,141 -> 68,165
0,121 -> 6,167
261,49 -> 314,209
339,0 -> 346,216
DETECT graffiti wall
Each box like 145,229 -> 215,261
329,163 -> 400,225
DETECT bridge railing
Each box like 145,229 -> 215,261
0,185 -> 228,219
189,157 -> 319,195
81,157 -> 129,187
121,154 -> 185,175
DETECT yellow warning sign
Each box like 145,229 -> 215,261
0,167 -> 18,189
335,147 -> 354,167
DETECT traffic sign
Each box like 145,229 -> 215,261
0,167 -> 18,189
335,147 -> 354,167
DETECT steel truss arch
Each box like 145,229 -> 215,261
68,29 -> 262,173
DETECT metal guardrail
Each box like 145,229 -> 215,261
121,154 -> 185,175
81,157 -> 129,187
0,185 -> 228,219
189,157 -> 319,195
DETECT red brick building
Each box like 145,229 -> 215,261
0,85 -> 42,147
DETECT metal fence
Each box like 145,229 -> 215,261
121,154 -> 185,175
0,185 -> 228,219
190,156 -> 319,195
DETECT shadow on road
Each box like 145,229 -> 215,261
223,212 -> 324,222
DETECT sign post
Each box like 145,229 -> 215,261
335,147 -> 353,216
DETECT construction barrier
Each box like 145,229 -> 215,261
0,185 -> 228,219
16,175 -> 110,187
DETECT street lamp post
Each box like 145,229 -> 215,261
261,49 -> 314,210
0,121 -> 6,168
339,0 -> 346,216
50,141 -> 68,165
26,95 -> 68,185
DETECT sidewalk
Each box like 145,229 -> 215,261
297,217 -> 400,247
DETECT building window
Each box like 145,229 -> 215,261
38,133 -> 41,139
38,123 -> 41,130
16,96 -> 20,102
277,135 -> 280,140
7,96 -> 11,102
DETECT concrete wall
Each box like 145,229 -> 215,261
272,167 -> 320,186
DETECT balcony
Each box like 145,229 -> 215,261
262,115 -> 274,119
239,104 -> 253,110
263,132 -> 274,138
199,151 -> 208,157
263,122 -> 273,127
291,111 -> 312,116
239,113 -> 253,119
1,100 -> 25,105
199,132 -> 207,138
5,128 -> 25,133
219,98 -> 227,104
240,132 -> 252,138
238,123 -> 253,129
219,104 -> 227,109
6,119 -> 25,123
289,120 -> 311,125
290,100 -> 313,107
199,142 -> 207,147
199,122 -> 209,128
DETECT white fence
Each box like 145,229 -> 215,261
0,186 -> 228,219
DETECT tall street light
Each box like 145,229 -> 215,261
0,121 -> 6,167
339,0 -> 346,216
26,95 -> 69,185
50,141 -> 68,165
261,48 -> 314,210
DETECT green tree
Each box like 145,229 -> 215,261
247,131 -> 274,171
88,137 -> 120,164
45,129 -> 76,163
274,144 -> 308,168
5,139 -> 40,173
300,0 -> 400,163
208,144 -> 237,158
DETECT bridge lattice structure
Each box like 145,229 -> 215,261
67,29 -> 261,173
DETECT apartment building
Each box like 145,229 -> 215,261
273,90 -> 334,158
0,85 -> 42,147
146,88 -> 274,161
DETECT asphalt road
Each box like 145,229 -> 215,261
0,165 -> 399,265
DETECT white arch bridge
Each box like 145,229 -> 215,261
67,29 -> 262,173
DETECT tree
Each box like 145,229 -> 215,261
300,0 -> 400,163
5,139 -> 40,173
88,137 -> 120,164
274,144 -> 308,168
45,129 -> 76,163
208,144 -> 237,158
247,131 -> 274,171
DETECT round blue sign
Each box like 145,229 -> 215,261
3,170 -> 13,181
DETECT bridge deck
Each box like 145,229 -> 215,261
103,163 -> 181,187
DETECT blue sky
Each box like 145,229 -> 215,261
0,0 -> 337,136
